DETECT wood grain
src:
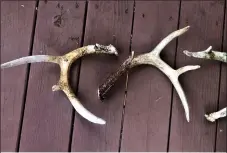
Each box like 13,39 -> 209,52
19,1 -> 86,151
120,1 -> 180,152
71,1 -> 134,151
1,1 -> 36,151
216,2 -> 227,151
169,1 -> 225,151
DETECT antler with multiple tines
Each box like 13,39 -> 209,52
98,26 -> 201,122
1,44 -> 118,125
2,26 -> 224,124
183,46 -> 226,122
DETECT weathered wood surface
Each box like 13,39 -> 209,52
1,0 -> 226,152
1,1 -> 36,151
120,1 -> 180,152
169,1 -> 225,152
18,1 -> 86,151
71,1 -> 134,151
216,2 -> 227,151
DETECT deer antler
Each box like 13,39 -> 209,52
204,107 -> 226,122
183,46 -> 227,63
1,44 -> 118,125
183,46 -> 226,122
98,26 -> 200,122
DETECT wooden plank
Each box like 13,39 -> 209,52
19,1 -> 86,151
216,2 -> 227,151
1,1 -> 36,151
71,1 -> 134,151
120,1 -> 180,152
169,1 -> 225,151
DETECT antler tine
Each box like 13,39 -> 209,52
52,83 -> 106,124
1,55 -> 60,69
166,65 -> 200,122
176,65 -> 201,76
140,57 -> 200,122
1,44 -> 118,125
98,26 -> 200,122
152,26 -> 190,56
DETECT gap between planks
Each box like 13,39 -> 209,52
167,0 -> 182,151
118,1 -> 136,152
67,0 -> 89,152
16,0 -> 39,151
214,0 -> 227,151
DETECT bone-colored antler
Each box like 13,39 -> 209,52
183,46 -> 227,122
183,46 -> 227,63
1,44 -> 118,125
98,26 -> 200,122
204,107 -> 226,122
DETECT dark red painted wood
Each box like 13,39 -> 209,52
71,1 -> 134,151
216,2 -> 227,151
169,1 -> 225,151
120,1 -> 180,151
1,1 -> 36,151
19,1 -> 86,151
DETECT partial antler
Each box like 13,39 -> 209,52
183,46 -> 226,122
1,44 -> 118,125
205,107 -> 226,122
183,46 -> 227,63
98,26 -> 200,122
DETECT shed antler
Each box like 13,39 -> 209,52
1,44 -> 118,125
183,46 -> 227,63
204,107 -> 226,122
98,26 -> 200,122
183,46 -> 227,122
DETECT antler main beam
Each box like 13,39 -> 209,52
98,26 -> 200,122
1,44 -> 118,125
183,46 -> 226,122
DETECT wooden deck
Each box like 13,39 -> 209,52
1,0 -> 226,152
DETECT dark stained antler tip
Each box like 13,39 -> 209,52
97,89 -> 106,101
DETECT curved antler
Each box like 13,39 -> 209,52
98,26 -> 200,122
1,44 -> 118,125
183,46 -> 227,122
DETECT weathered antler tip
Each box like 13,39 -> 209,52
97,88 -> 105,101
97,88 -> 100,96
94,43 -> 118,56
52,85 -> 60,91
192,65 -> 201,70
184,25 -> 190,30
180,25 -> 190,32
183,50 -> 192,56
205,46 -> 212,52
97,118 -> 106,125
204,114 -> 215,122
186,115 -> 190,122
1,62 -> 13,69
1,64 -> 5,69
108,44 -> 118,56
131,51 -> 135,57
